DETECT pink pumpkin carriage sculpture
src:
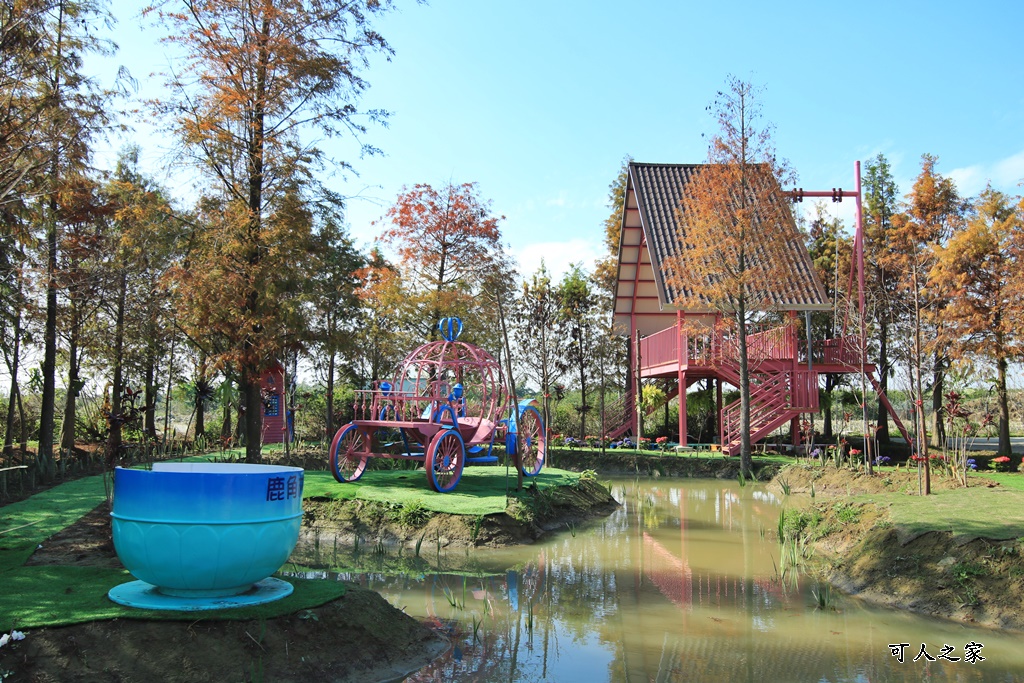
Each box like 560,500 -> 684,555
329,317 -> 546,492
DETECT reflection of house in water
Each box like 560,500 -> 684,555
613,534 -> 839,681
637,486 -> 782,611
640,532 -> 781,610
342,479 -> 866,682
608,486 -> 823,681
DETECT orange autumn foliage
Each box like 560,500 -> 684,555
379,181 -> 504,339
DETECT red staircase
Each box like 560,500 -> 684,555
603,391 -> 635,441
607,321 -> 907,454
719,368 -> 819,455
602,381 -> 680,441
715,326 -> 819,456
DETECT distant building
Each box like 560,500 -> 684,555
260,361 -> 288,444
608,162 -> 904,452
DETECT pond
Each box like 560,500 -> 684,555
285,478 -> 1024,682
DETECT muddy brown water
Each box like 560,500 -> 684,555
286,478 -> 1024,682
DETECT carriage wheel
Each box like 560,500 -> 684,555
426,429 -> 465,493
517,405 -> 546,477
329,423 -> 369,483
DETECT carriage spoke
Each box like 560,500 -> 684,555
426,429 -> 465,493
518,405 -> 546,477
329,424 -> 369,483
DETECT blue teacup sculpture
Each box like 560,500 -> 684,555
108,463 -> 304,610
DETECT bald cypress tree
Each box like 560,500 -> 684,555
663,77 -> 796,478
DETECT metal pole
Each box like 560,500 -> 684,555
856,161 -> 872,475
805,309 -> 814,458
635,330 -> 643,450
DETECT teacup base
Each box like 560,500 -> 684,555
107,577 -> 293,611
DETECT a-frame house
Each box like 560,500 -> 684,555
607,162 -> 907,454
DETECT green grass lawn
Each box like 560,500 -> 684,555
0,475 -> 108,572
0,471 -> 348,630
0,565 -> 349,630
171,449 -> 578,516
303,466 -> 579,516
831,467 -> 1024,543
883,486 -> 1024,542
972,471 -> 1024,491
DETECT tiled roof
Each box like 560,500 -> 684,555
628,162 -> 831,312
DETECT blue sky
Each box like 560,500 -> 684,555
103,0 -> 1024,282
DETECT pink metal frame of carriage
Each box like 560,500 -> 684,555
328,317 -> 545,492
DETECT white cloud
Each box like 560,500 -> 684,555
947,164 -> 987,198
512,238 -> 603,282
949,149 -> 1024,197
544,192 -> 569,208
993,150 -> 1024,188
796,200 -> 858,235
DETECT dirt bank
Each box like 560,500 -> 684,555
772,465 -> 1024,632
0,584 -> 447,683
301,475 -> 618,550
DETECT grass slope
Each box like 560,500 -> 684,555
1,565 -> 347,631
784,464 -> 1024,542
885,486 -> 1024,542
303,467 -> 580,516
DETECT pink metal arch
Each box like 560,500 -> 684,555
391,337 -> 509,429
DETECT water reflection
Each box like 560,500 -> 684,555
284,478 -> 1024,682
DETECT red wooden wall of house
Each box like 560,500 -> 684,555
260,362 -> 286,444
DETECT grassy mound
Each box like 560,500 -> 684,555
772,463 -> 1024,631
0,565 -> 349,630
303,466 -> 582,516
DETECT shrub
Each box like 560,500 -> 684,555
833,502 -> 861,524
396,500 -> 432,527
780,508 -> 822,541
992,455 -> 1013,472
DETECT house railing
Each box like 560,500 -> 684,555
639,326 -> 679,370
803,335 -> 863,367
640,322 -> 867,374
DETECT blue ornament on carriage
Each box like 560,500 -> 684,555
448,383 -> 466,417
439,317 -> 464,342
